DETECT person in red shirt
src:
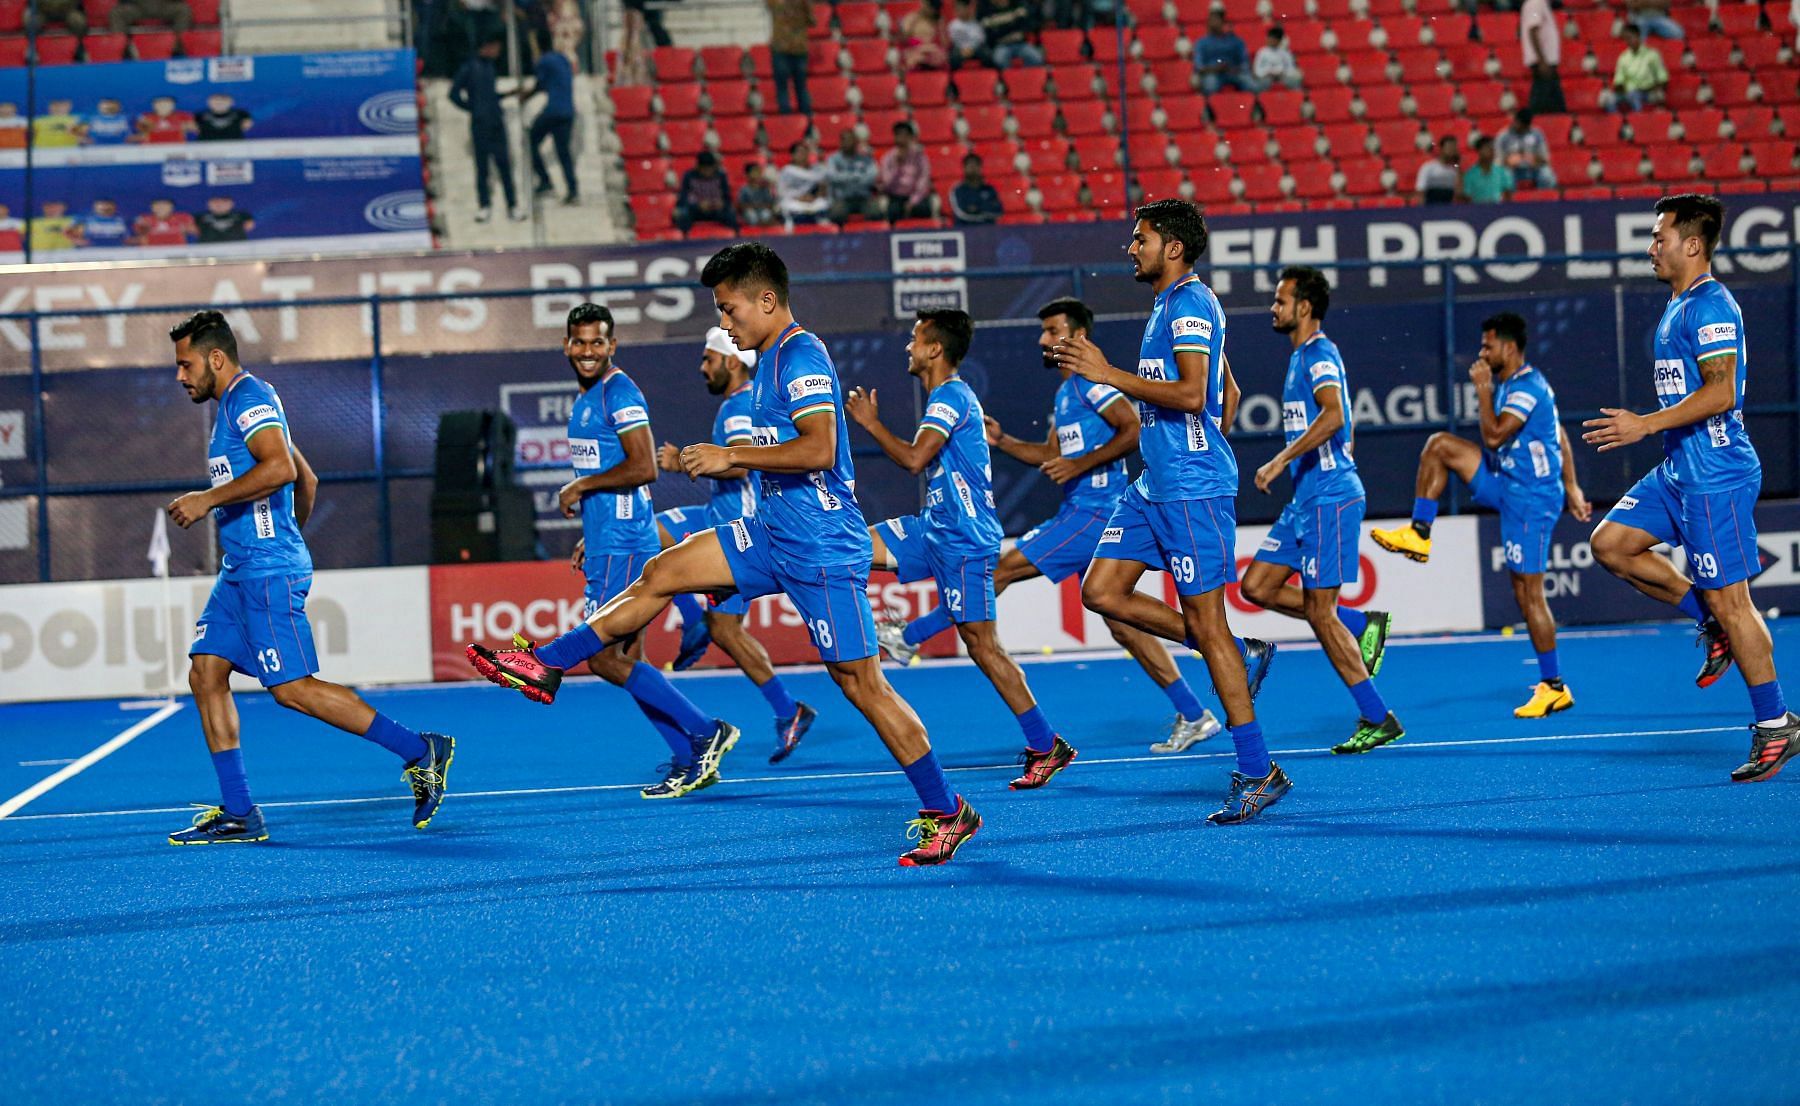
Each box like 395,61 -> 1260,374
133,198 -> 197,246
132,96 -> 196,144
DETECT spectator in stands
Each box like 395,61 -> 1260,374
778,141 -> 832,226
675,150 -> 739,234
196,196 -> 255,242
85,99 -> 132,145
25,0 -> 87,38
1519,0 -> 1565,115
0,104 -> 24,150
1624,0 -> 1684,40
132,95 -> 196,144
109,0 -> 194,33
767,0 -> 814,115
1414,135 -> 1463,204
1193,9 -> 1255,94
622,0 -> 671,49
825,129 -> 883,222
1607,24 -> 1668,112
32,99 -> 85,148
518,31 -> 580,204
1252,26 -> 1302,90
133,198 -> 196,246
978,0 -> 1044,68
900,0 -> 950,70
196,94 -> 255,142
0,205 -> 23,252
80,199 -> 130,248
1497,108 -> 1556,189
1462,137 -> 1512,203
737,162 -> 778,227
950,154 -> 1004,224
877,120 -> 934,221
450,37 -> 525,223
32,201 -> 82,252
946,1 -> 986,68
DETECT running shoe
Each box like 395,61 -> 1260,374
467,633 -> 563,704
673,616 -> 713,671
404,732 -> 456,829
689,720 -> 741,784
898,797 -> 981,866
1331,712 -> 1405,754
640,761 -> 690,800
1243,638 -> 1277,701
1514,681 -> 1574,718
1206,763 -> 1292,825
769,702 -> 817,764
876,612 -> 920,665
169,803 -> 268,845
1370,524 -> 1431,563
1010,735 -> 1078,790
1359,610 -> 1392,676
1731,712 -> 1800,782
1696,619 -> 1734,688
1150,709 -> 1223,753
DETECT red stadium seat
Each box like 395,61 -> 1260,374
34,32 -> 79,62
1715,3 -> 1761,36
1747,140 -> 1798,175
1708,71 -> 1754,108
1440,43 -> 1492,82
843,39 -> 890,74
1271,125 -> 1321,161
1034,173 -> 1084,211
1561,76 -> 1607,112
1757,69 -> 1800,107
1697,142 -> 1748,180
613,86 -> 654,121
1089,31 -> 1124,66
762,113 -> 811,150
1060,99 -> 1110,136
1594,146 -> 1643,184
836,2 -> 882,37
178,28 -> 219,57
807,2 -> 831,38
631,194 -> 676,234
808,76 -> 852,113
1334,19 -> 1378,51
652,46 -> 698,80
1124,125 -> 1171,167
1371,119 -> 1426,156
910,105 -> 958,143
1568,9 -> 1616,43
1727,106 -> 1776,140
1189,166 -> 1236,204
706,80 -> 754,119
1308,86 -> 1357,125
1139,33 -> 1182,62
1737,36 -> 1782,71
623,157 -> 673,193
856,73 -> 902,111
1460,81 -> 1507,117
861,107 -> 910,138
1223,125 -> 1274,162
1625,108 -> 1674,143
1475,11 -> 1519,42
1379,15 -> 1428,48
1336,156 -> 1389,196
1136,167 -> 1187,201
1644,145 -> 1695,181
0,36 -> 26,66
1550,147 -> 1595,185
616,121 -> 661,158
906,70 -> 951,107
1321,121 -> 1373,157
188,0 -> 218,23
1357,85 -> 1407,121
1237,162 -> 1287,202
1017,135 -> 1072,169
1150,58 -> 1195,96
1259,88 -> 1306,127
1676,107 -> 1726,141
1160,94 -> 1207,134
953,68 -> 1001,105
1391,46 -> 1440,83
662,118 -> 710,156
1011,100 -> 1060,138
808,39 -> 842,74
1289,161 -> 1338,200
1683,38 -> 1733,73
658,82 -> 705,119
1408,85 -> 1456,120
1285,22 -> 1327,54
961,103 -> 1009,142
1055,64 -> 1103,100
811,110 -> 858,140
714,120 -> 760,155
1663,73 -> 1704,109
1070,134 -> 1118,171
1041,29 -> 1087,66
1208,91 -> 1255,128
84,31 -> 128,61
699,45 -> 746,80
746,44 -> 774,79
1003,67 -> 1051,102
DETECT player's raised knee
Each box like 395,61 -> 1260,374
1081,575 -> 1124,618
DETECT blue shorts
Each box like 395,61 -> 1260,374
656,508 -> 749,616
581,550 -> 655,618
876,514 -> 998,624
1017,503 -> 1114,583
190,572 -> 320,688
1468,463 -> 1560,576
1094,484 -> 1238,596
1254,497 -> 1365,590
718,514 -> 877,662
1605,466 -> 1762,589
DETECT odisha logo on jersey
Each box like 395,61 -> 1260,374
362,190 -> 429,232
357,90 -> 420,135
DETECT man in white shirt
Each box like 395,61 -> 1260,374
1520,0 -> 1565,115
1252,26 -> 1303,90
777,140 -> 831,226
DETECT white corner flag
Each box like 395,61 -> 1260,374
148,508 -> 171,579
148,508 -> 177,699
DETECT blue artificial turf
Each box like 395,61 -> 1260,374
2,621 -> 1797,1104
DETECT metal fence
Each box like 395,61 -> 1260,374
0,243 -> 1794,585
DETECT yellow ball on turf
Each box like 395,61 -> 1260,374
1501,626 -> 1515,636
1041,645 -> 1054,655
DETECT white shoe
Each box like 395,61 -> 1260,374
876,613 -> 920,665
508,207 -> 529,222
473,207 -> 492,223
1150,709 -> 1222,753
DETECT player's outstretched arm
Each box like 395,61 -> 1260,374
167,424 -> 298,528
1043,398 -> 1139,485
844,386 -> 949,474
681,407 -> 840,476
291,443 -> 318,529
557,425 -> 656,517
987,415 -> 1059,465
1583,353 -> 1738,451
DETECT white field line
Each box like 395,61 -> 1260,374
0,702 -> 184,819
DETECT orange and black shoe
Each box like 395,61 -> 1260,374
467,633 -> 564,705
1696,619 -> 1734,688
1009,736 -> 1078,790
1206,762 -> 1293,825
1731,713 -> 1800,782
897,796 -> 982,866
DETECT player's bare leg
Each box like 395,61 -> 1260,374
1373,433 -> 1484,563
189,654 -> 242,754
1511,570 -> 1576,718
1239,560 -> 1307,620
1590,520 -> 1697,606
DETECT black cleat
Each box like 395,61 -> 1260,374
1243,638 -> 1277,701
1731,712 -> 1800,782
1331,712 -> 1405,755
1696,619 -> 1734,688
1206,763 -> 1293,825
404,732 -> 456,829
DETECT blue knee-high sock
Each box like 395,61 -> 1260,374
901,750 -> 957,813
1348,679 -> 1388,723
758,674 -> 799,720
535,622 -> 604,670
633,699 -> 696,767
1338,606 -> 1368,636
1537,649 -> 1561,684
1016,705 -> 1056,752
672,592 -> 707,626
362,712 -> 428,762
1412,497 -> 1440,527
903,605 -> 955,646
1676,588 -> 1710,627
1228,720 -> 1271,778
1162,677 -> 1207,720
211,747 -> 253,817
1749,681 -> 1788,726
624,662 -> 713,739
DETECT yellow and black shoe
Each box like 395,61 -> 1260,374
169,803 -> 268,845
1331,712 -> 1405,755
1514,681 -> 1574,718
1371,524 -> 1431,564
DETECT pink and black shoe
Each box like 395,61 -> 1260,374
466,634 -> 564,705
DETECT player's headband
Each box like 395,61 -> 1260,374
704,327 -> 756,368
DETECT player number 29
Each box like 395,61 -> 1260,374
1692,552 -> 1719,579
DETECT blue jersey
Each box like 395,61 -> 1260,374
1135,272 -> 1237,501
1281,332 -> 1362,505
85,113 -> 132,144
206,373 -> 311,580
1052,374 -> 1130,512
81,213 -> 129,246
569,367 -> 658,559
1487,364 -> 1565,514
1653,274 -> 1759,492
745,323 -> 871,566
918,376 -> 1003,558
707,384 -> 758,527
